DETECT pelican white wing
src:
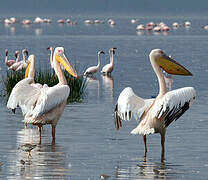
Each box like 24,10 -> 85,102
151,87 -> 196,127
31,85 -> 70,118
114,87 -> 154,130
7,78 -> 41,115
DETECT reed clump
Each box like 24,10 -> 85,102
2,67 -> 87,103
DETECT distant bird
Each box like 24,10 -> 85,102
185,21 -> 191,27
5,49 -> 19,67
21,19 -> 32,25
108,19 -> 115,25
84,51 -> 105,76
8,49 -> 28,71
114,49 -> 196,160
101,47 -> 116,75
7,47 -> 78,144
18,143 -> 37,158
57,19 -> 65,24
33,17 -> 43,24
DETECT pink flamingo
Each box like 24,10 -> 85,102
8,49 -> 28,71
5,49 -> 19,67
84,51 -> 105,76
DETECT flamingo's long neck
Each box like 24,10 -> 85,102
5,52 -> 8,64
53,56 -> 67,85
150,56 -> 166,97
16,53 -> 20,63
22,51 -> 26,63
96,53 -> 101,69
110,51 -> 114,66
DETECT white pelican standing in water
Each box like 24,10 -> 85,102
84,51 -> 105,76
8,49 -> 28,71
101,47 -> 116,75
114,49 -> 196,160
7,47 -> 78,144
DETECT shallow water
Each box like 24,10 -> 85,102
0,15 -> 208,179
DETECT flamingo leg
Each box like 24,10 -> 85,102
52,126 -> 56,144
161,134 -> 165,162
38,125 -> 42,144
143,135 -> 147,157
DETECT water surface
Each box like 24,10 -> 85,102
0,15 -> 207,179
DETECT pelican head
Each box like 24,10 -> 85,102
98,51 -> 105,55
149,49 -> 192,76
109,47 -> 117,54
22,49 -> 29,57
25,54 -> 35,78
54,47 -> 78,78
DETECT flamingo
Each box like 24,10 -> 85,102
84,51 -> 105,76
5,49 -> 19,67
47,47 -> 54,68
101,47 -> 117,75
8,49 -> 28,71
7,47 -> 78,144
114,49 -> 196,160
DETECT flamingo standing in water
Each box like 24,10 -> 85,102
101,47 -> 117,75
5,49 -> 19,67
114,49 -> 196,160
8,49 -> 28,71
84,51 -> 105,76
7,47 -> 78,144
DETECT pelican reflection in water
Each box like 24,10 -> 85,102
114,158 -> 175,179
13,127 -> 70,179
114,49 -> 196,160
7,47 -> 78,144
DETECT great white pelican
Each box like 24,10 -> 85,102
7,47 -> 78,144
114,49 -> 196,160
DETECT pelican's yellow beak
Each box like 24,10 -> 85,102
55,54 -> 78,78
157,54 -> 192,76
25,62 -> 31,78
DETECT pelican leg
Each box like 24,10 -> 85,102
38,125 -> 42,144
52,126 -> 56,144
161,134 -> 165,161
143,135 -> 147,157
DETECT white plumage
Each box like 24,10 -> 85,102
7,48 -> 78,144
31,85 -> 70,118
114,49 -> 196,160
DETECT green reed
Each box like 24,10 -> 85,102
2,67 -> 87,103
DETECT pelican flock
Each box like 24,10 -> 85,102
114,49 -> 196,160
4,44 -> 197,161
7,47 -> 78,144
84,50 -> 105,76
101,47 -> 116,75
